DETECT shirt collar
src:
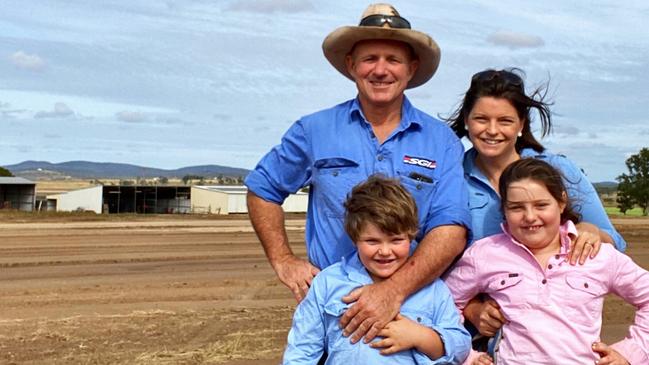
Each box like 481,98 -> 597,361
341,253 -> 374,285
500,220 -> 577,256
349,96 -> 423,131
463,147 -> 480,177
464,147 -> 546,183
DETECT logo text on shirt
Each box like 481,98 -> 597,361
403,155 -> 436,169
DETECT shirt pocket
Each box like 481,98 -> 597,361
400,309 -> 435,328
396,167 -> 437,229
564,275 -> 606,325
312,157 -> 362,218
469,192 -> 489,210
322,302 -> 351,351
486,274 -> 528,317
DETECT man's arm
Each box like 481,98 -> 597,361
247,191 -> 319,302
340,224 -> 466,343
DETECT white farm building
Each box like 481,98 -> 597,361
45,184 -> 308,215
191,185 -> 308,214
46,186 -> 104,213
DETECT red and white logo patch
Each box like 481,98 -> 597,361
403,155 -> 436,169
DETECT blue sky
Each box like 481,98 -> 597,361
1,0 -> 648,181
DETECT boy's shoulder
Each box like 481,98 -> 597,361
312,261 -> 346,284
311,259 -> 362,292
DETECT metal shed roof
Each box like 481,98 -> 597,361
0,177 -> 36,185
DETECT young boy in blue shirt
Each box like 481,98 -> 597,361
282,175 -> 470,364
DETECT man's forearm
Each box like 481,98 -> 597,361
246,191 -> 293,265
388,225 -> 466,300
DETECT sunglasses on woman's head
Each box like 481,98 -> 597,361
471,70 -> 524,88
359,14 -> 411,29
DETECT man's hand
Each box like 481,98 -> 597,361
463,297 -> 505,337
273,255 -> 320,303
247,192 -> 320,302
592,342 -> 630,365
339,280 -> 403,344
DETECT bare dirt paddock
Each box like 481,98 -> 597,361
0,215 -> 647,364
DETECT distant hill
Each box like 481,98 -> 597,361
593,181 -> 618,189
2,160 -> 250,179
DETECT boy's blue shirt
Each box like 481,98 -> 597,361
282,253 -> 471,364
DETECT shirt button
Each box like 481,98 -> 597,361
416,184 -> 422,190
332,171 -> 339,177
548,264 -> 553,270
555,255 -> 560,260
417,317 -> 422,323
584,283 -> 589,288
542,279 -> 547,284
500,280 -> 506,285
377,155 -> 383,161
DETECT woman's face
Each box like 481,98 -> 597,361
466,96 -> 524,160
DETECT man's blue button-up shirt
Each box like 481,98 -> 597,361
282,253 -> 471,364
245,97 -> 471,269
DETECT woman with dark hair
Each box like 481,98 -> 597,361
445,68 -> 627,339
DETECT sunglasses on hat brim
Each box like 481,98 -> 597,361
359,14 -> 411,29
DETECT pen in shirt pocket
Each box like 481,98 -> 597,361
409,172 -> 433,183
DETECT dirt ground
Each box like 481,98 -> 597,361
0,215 -> 647,364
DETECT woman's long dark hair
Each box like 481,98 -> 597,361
445,68 -> 553,153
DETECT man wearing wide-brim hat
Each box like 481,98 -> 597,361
246,0 -> 470,346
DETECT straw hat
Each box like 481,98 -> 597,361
322,3 -> 440,89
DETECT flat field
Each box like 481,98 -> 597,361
0,214 -> 647,364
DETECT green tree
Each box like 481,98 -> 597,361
616,175 -> 634,215
0,167 -> 13,177
616,147 -> 649,216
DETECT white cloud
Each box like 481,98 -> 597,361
116,111 -> 148,123
34,102 -> 74,119
155,116 -> 190,125
227,0 -> 314,13
9,51 -> 46,71
487,31 -> 545,49
553,125 -> 580,137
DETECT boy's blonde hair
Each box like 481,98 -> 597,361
344,174 -> 418,242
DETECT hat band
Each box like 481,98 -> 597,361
359,14 -> 411,29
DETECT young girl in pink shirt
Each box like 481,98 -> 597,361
444,158 -> 649,365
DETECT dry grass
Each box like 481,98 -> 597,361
36,180 -> 98,195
